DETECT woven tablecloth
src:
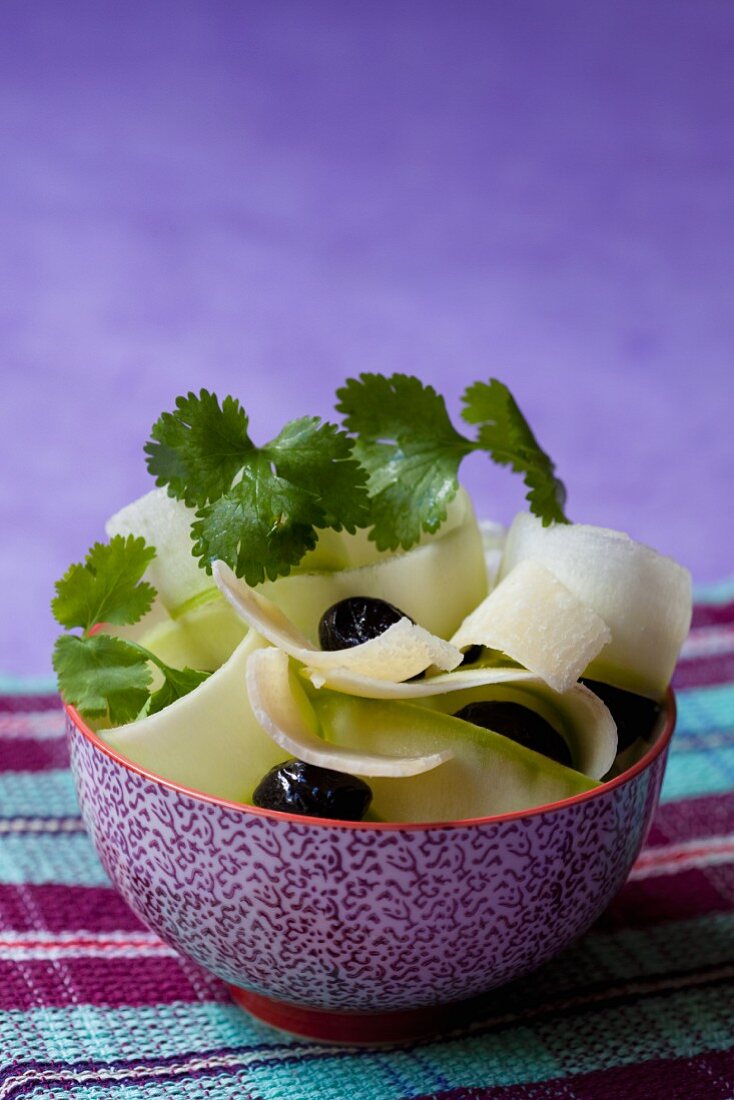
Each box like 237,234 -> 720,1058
1,581 -> 733,1100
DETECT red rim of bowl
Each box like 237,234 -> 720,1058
65,688 -> 676,832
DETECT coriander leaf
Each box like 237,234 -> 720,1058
264,417 -> 370,532
462,379 -> 569,526
53,633 -> 152,725
145,665 -> 210,717
146,391 -> 371,582
52,536 -> 156,632
336,374 -> 472,551
191,455 -> 321,585
145,390 -> 254,507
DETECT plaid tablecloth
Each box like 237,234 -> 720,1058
1,581 -> 733,1100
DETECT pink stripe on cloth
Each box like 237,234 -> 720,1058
0,736 -> 69,772
596,866 -> 732,932
0,954 -> 229,1011
644,792 -> 734,847
0,884 -> 147,934
673,652 -> 734,689
0,930 -> 175,958
0,695 -> 61,715
629,835 -> 734,879
691,600 -> 734,629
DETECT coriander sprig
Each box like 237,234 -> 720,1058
462,379 -> 568,526
145,391 -> 371,585
336,374 -> 474,551
337,373 -> 569,551
52,536 -> 210,725
144,377 -> 568,581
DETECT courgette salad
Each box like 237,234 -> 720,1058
53,375 -> 692,822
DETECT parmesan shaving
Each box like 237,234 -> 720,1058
499,512 -> 693,699
302,664 -> 537,698
214,560 -> 462,681
451,560 -> 611,693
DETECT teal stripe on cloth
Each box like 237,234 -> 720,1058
660,683 -> 734,801
0,834 -> 108,886
532,986 -> 734,1080
567,912 -> 734,983
0,770 -> 79,819
251,1047 -> 471,1100
693,576 -> 734,603
0,674 -> 57,694
1,1002 -> 278,1062
676,684 -> 734,736
662,746 -> 734,802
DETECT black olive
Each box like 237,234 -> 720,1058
252,760 -> 373,821
319,596 -> 410,651
453,701 -> 573,768
580,678 -> 662,752
460,645 -> 483,667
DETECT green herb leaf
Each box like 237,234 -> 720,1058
147,391 -> 370,581
54,631 -> 211,725
145,665 -> 211,717
145,390 -> 254,507
264,417 -> 370,532
192,456 -> 323,585
336,374 -> 473,551
53,633 -> 152,725
462,380 -> 569,526
51,536 -> 156,632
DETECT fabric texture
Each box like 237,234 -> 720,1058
1,581 -> 733,1099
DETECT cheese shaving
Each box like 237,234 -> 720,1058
302,665 -> 537,698
451,560 -> 611,693
214,560 -> 462,681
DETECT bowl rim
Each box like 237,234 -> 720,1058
65,686 -> 676,832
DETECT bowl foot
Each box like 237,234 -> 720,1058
226,985 -> 464,1044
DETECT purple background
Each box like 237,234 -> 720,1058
2,1 -> 733,676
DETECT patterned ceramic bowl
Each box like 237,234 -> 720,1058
66,693 -> 675,1043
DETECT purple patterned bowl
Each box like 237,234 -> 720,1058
66,693 -> 675,1043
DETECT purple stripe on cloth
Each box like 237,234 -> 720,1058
0,955 -> 229,1011
413,1046 -> 734,1099
0,736 -> 69,772
595,867 -> 732,931
691,602 -> 734,629
673,652 -> 734,689
0,695 -> 61,714
0,884 -> 147,934
644,792 -> 734,846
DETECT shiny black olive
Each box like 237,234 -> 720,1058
252,760 -> 373,821
452,701 -> 573,768
580,678 -> 662,752
319,596 -> 410,651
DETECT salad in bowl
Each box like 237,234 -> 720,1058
54,375 -> 692,1040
